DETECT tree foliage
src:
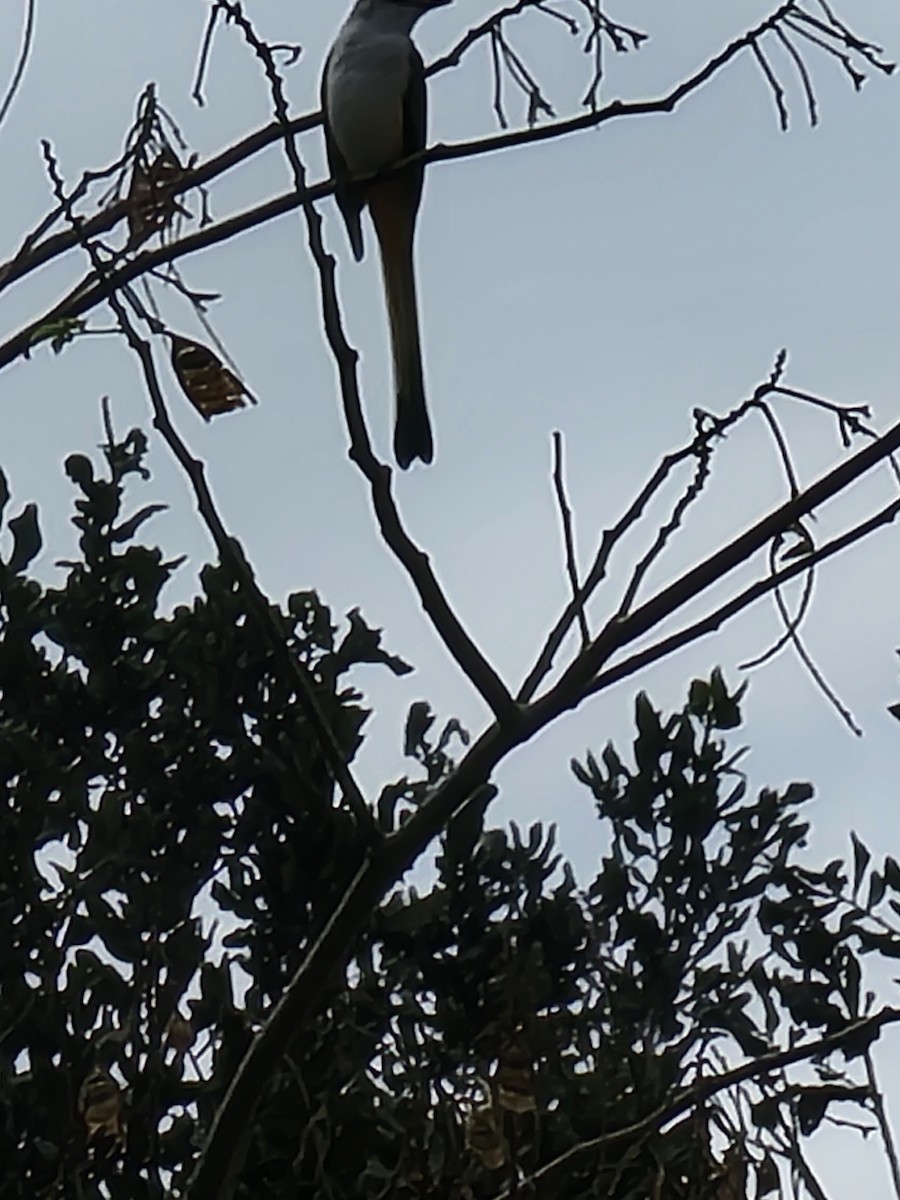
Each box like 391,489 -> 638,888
2,428 -> 900,1199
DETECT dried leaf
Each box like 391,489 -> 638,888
170,335 -> 253,420
127,147 -> 189,245
465,1101 -> 506,1170
495,1035 -> 537,1113
78,1066 -> 124,1145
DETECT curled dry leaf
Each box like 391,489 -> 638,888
78,1066 -> 125,1146
169,334 -> 254,421
495,1033 -> 537,1114
465,1100 -> 507,1170
165,1012 -> 195,1055
127,147 -> 189,246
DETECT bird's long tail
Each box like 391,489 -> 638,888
369,179 -> 434,469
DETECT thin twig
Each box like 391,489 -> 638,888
489,1007 -> 900,1200
615,438 -> 713,618
192,3 -> 223,106
770,548 -> 862,735
0,2 -> 808,345
864,1049 -> 900,1200
738,535 -> 815,669
551,431 -> 589,648
40,136 -> 377,844
215,0 -> 516,725
0,0 -> 37,132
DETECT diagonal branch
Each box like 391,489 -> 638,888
40,137 -> 378,843
583,491 -> 900,700
182,417 -> 900,1200
0,1 -> 815,368
212,0 -> 516,726
549,414 -> 900,710
491,1007 -> 900,1200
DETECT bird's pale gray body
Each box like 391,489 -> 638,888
324,4 -> 416,177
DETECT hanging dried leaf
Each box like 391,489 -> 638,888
169,335 -> 253,421
465,1101 -> 506,1170
165,1012 -> 195,1056
127,147 -> 189,246
495,1032 -> 536,1114
78,1066 -> 124,1146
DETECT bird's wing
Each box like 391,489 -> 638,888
321,49 -> 366,261
400,42 -> 427,217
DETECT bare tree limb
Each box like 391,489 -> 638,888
40,136 -> 378,844
0,0 -> 37,132
584,491 -> 900,700
530,404 -> 900,717
0,1 -> 837,368
551,431 -> 589,648
209,0 -> 517,726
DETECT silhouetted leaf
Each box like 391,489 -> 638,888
6,504 -> 41,573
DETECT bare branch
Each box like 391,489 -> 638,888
192,3 -> 224,106
546,411 -> 900,709
615,434 -> 713,619
584,491 -> 900,700
40,134 -> 378,846
0,0 -> 37,132
551,431 -> 589,648
197,0 -> 517,727
769,543 -> 862,735
752,40 -> 790,130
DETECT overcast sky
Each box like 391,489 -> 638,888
2,0 -> 900,1190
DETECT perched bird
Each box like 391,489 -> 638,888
322,0 -> 451,469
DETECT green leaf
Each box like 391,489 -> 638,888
111,503 -> 167,543
867,870 -> 886,909
687,677 -> 710,715
444,784 -> 497,864
796,1089 -> 829,1135
404,701 -> 434,758
64,453 -> 95,490
6,504 -> 42,573
884,856 -> 900,893
26,315 -> 86,356
850,831 -> 871,898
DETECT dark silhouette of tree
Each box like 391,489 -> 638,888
2,3 -> 900,1198
2,428 -> 900,1199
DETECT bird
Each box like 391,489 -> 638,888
322,0 -> 451,469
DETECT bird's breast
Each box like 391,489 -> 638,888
325,30 -> 411,176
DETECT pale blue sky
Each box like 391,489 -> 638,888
2,0 -> 900,1190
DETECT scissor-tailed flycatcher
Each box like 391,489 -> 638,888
322,0 -> 450,469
